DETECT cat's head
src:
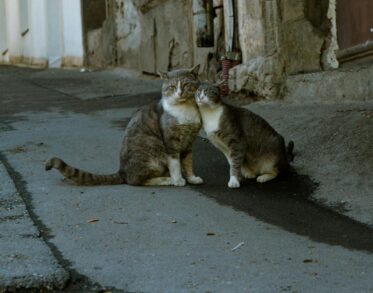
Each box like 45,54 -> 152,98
159,65 -> 200,105
195,82 -> 223,108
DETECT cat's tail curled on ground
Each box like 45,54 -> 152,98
45,157 -> 126,185
286,141 -> 295,163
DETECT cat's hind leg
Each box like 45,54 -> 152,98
144,177 -> 173,186
256,156 -> 279,183
241,164 -> 256,179
257,172 -> 278,183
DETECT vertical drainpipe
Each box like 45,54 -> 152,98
193,0 -> 214,47
225,0 -> 234,52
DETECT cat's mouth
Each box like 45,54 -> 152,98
196,99 -> 207,106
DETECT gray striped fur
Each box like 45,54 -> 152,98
196,82 -> 294,188
45,65 -> 203,186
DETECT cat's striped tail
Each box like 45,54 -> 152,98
286,141 -> 295,163
45,157 -> 125,185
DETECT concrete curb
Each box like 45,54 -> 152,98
0,159 -> 69,291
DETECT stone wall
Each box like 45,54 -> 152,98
85,0 -> 225,79
228,0 -> 284,100
236,0 -> 264,62
113,0 -> 195,74
282,0 -> 338,74
193,0 -> 225,81
229,0 -> 339,100
84,0 -> 340,100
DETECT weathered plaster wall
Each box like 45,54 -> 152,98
115,0 -> 142,70
229,0 -> 339,100
229,0 -> 284,100
322,0 -> 338,70
88,0 -> 224,78
281,0 -> 339,74
86,0 -> 117,68
85,0 -> 340,101
193,0 -> 225,81
236,0 -> 264,62
282,0 -> 324,74
113,0 -> 194,74
82,0 -> 107,67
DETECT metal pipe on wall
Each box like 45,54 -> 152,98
225,0 -> 234,52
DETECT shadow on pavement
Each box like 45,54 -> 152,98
192,138 -> 373,253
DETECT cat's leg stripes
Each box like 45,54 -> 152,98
144,177 -> 173,186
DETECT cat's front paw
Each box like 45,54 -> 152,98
228,176 -> 240,188
172,177 -> 186,187
187,176 -> 204,185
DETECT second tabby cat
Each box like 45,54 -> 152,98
195,82 -> 294,188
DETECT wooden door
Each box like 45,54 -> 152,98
337,0 -> 373,62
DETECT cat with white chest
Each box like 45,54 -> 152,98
45,65 -> 203,186
195,83 -> 294,188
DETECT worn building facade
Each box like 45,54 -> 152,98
1,0 -> 372,100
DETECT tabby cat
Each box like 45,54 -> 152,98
195,82 -> 294,188
46,65 -> 203,186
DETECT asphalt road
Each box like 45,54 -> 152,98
1,66 -> 373,292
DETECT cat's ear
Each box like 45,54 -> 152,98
190,64 -> 200,77
158,71 -> 169,80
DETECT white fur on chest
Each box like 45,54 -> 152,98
162,100 -> 201,124
200,106 -> 223,134
200,106 -> 230,158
